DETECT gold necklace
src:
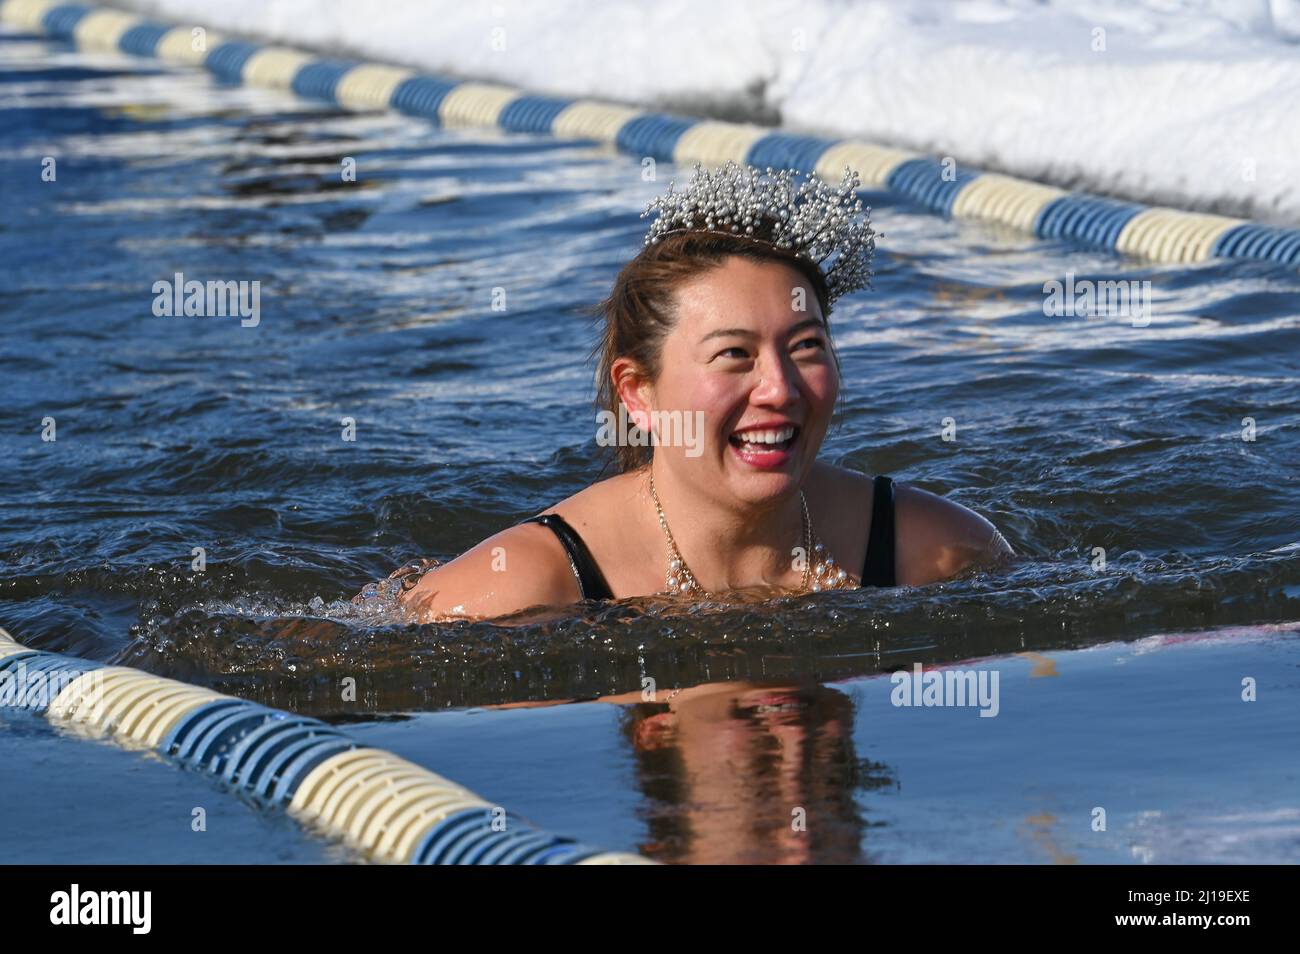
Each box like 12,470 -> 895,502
649,470 -> 851,597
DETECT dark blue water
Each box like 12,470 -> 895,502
2,32 -> 1299,863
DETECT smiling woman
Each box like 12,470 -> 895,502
391,162 -> 1013,621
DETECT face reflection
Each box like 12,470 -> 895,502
648,256 -> 838,506
624,681 -> 867,864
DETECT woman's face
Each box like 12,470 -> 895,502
645,256 -> 839,507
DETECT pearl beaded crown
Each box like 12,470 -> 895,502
641,160 -> 877,305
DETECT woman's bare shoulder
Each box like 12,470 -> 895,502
806,460 -> 877,516
809,460 -> 874,495
809,462 -> 1012,585
397,470 -> 641,621
894,482 -> 1013,585
398,521 -> 582,621
539,468 -> 644,522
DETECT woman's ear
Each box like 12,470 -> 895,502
611,357 -> 652,431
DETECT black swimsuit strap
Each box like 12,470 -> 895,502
521,513 -> 615,601
525,481 -> 892,600
861,474 -> 897,587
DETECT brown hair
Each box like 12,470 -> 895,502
587,228 -> 840,474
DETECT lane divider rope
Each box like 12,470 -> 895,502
0,627 -> 653,865
3,0 -> 1298,268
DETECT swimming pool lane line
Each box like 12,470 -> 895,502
0,627 -> 655,865
4,0 -> 1298,271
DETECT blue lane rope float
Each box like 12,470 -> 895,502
13,0 -> 1300,271
1036,194 -> 1146,251
885,156 -> 981,217
5,0 -> 1299,269
4,0 -> 1299,268
0,627 -> 652,864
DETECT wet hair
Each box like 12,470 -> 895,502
587,226 -> 839,475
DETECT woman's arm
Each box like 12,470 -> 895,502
398,523 -> 584,621
895,484 -> 1014,586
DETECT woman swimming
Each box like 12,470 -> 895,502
390,162 -> 1012,620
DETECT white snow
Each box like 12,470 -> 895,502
103,0 -> 1300,224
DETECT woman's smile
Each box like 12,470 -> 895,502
727,421 -> 801,469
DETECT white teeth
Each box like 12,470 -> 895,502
734,425 -> 795,445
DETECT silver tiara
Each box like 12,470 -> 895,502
640,160 -> 877,305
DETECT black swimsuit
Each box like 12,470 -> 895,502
521,474 -> 897,601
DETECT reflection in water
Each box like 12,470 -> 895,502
603,681 -> 895,864
1022,812 -> 1078,866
